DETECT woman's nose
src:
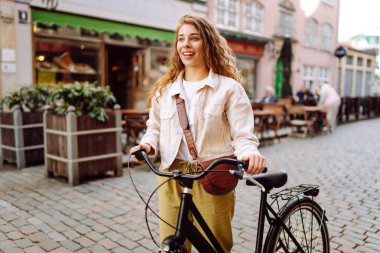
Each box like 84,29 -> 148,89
183,39 -> 191,47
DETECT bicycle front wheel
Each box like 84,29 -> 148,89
265,197 -> 330,253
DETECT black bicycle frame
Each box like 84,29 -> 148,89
167,188 -> 306,253
170,188 -> 225,253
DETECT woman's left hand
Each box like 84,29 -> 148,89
239,153 -> 266,175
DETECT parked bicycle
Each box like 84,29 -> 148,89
131,149 -> 330,253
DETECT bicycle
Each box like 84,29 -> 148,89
131,149 -> 330,253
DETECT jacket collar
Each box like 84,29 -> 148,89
168,69 -> 219,97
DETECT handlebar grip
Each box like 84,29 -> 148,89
239,160 -> 268,173
131,149 -> 145,161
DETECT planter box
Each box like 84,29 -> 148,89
44,106 -> 123,185
0,108 -> 44,168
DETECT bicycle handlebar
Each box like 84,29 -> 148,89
132,149 -> 266,180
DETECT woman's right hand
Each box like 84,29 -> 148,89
130,143 -> 152,164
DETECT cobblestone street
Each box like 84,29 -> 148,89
0,119 -> 379,253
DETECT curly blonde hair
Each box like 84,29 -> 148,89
148,14 -> 241,104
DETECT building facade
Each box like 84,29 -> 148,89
0,0 -> 340,108
207,0 -> 340,100
336,45 -> 376,97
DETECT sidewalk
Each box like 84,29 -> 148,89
0,119 -> 380,252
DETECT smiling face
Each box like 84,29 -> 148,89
176,24 -> 207,70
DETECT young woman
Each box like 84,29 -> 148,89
130,15 -> 266,252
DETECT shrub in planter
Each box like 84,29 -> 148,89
0,85 -> 51,168
44,82 -> 123,185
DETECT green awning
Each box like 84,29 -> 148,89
32,9 -> 175,42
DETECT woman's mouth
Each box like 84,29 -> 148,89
182,52 -> 195,59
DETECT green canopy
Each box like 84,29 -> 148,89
32,9 -> 175,42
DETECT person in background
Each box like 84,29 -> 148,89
296,85 -> 315,105
130,14 -> 266,252
316,80 -> 341,131
261,86 -> 278,103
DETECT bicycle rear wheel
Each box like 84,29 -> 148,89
265,197 -> 330,253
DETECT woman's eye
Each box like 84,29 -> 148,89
191,37 -> 200,41
178,37 -> 184,42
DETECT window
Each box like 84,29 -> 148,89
346,56 -> 353,65
344,69 -> 353,96
244,1 -> 264,35
355,70 -> 363,96
278,9 -> 294,37
357,57 -> 363,66
302,65 -> 315,88
304,18 -> 318,48
319,67 -> 329,82
367,59 -> 372,68
320,23 -> 333,51
215,0 -> 239,29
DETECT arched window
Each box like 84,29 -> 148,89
304,18 -> 318,48
320,23 -> 333,51
215,0 -> 239,29
244,0 -> 264,35
278,0 -> 295,37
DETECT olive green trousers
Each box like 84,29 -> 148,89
157,160 -> 235,252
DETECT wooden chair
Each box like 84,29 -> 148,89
287,106 -> 316,138
262,103 -> 288,141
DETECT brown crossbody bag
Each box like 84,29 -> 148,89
175,95 -> 238,195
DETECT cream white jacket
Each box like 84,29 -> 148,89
140,70 -> 260,170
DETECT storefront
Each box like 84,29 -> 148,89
221,31 -> 270,100
32,9 -> 174,109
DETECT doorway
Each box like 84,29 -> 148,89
107,45 -> 136,108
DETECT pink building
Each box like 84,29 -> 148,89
208,0 -> 340,101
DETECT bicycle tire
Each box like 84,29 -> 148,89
265,196 -> 330,253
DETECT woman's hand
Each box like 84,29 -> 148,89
130,143 -> 152,164
239,153 -> 266,175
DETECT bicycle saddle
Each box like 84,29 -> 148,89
246,170 -> 287,191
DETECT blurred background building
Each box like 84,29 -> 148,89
4,0 -> 376,109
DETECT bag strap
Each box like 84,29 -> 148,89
175,94 -> 198,160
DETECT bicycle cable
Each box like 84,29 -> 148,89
127,155 -> 178,248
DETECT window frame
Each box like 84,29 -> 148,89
304,18 -> 318,48
278,8 -> 294,37
320,23 -> 333,51
243,0 -> 264,35
215,0 -> 240,30
302,65 -> 315,89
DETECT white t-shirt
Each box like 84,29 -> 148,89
176,77 -> 209,161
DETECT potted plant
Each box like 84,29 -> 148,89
0,85 -> 51,168
44,82 -> 123,185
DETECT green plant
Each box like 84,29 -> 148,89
0,85 -> 51,112
50,82 -> 116,122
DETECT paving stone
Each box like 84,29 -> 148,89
62,229 -> 81,240
50,247 -> 72,253
24,245 -> 45,253
97,238 -> 118,250
104,230 -> 123,242
61,239 -> 82,251
7,231 -> 24,240
74,236 -> 95,248
14,237 -> 33,249
38,238 -> 60,251
88,244 -> 108,253
117,237 -> 139,250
